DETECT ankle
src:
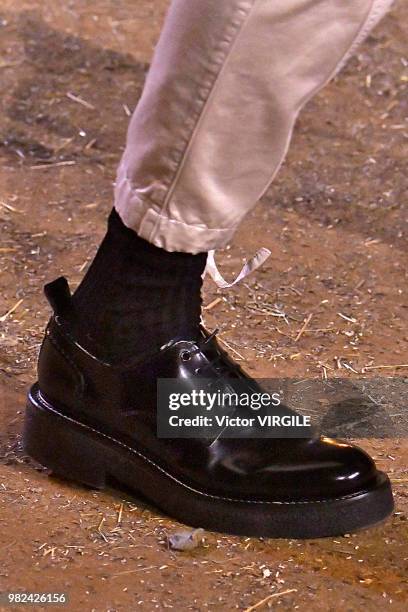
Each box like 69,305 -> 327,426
70,209 -> 207,362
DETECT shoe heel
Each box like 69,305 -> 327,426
23,393 -> 107,489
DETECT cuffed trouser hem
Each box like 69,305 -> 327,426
114,167 -> 237,253
115,195 -> 235,254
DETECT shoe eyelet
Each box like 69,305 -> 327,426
194,367 -> 201,375
180,350 -> 191,362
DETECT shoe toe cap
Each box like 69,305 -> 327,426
302,437 -> 379,499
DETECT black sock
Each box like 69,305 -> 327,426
70,209 -> 207,362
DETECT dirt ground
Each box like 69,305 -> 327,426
0,1 -> 407,610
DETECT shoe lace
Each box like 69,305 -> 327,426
185,328 -> 244,379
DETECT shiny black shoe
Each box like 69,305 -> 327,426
23,278 -> 394,538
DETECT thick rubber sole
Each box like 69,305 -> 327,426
23,385 -> 394,539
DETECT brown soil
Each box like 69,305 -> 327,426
0,1 -> 407,610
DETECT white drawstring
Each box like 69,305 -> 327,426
204,247 -> 271,288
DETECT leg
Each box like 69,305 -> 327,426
68,0 -> 394,361
115,0 -> 394,253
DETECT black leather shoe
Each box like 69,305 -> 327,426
23,278 -> 394,538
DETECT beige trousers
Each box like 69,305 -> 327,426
114,0 -> 394,254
